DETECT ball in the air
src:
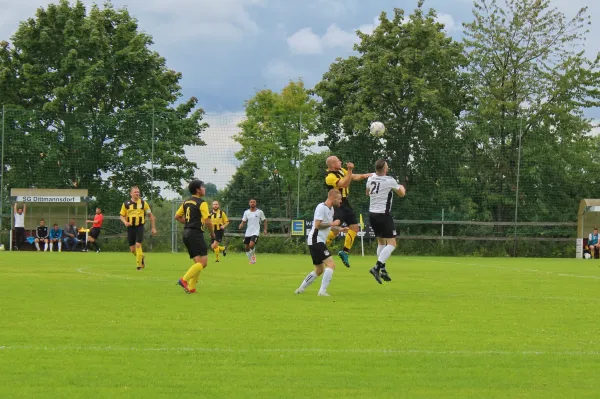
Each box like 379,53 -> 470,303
370,121 -> 385,137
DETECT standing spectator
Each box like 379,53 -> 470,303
63,219 -> 80,251
34,219 -> 49,251
13,203 -> 26,250
48,224 -> 63,252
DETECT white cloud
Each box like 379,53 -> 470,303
0,0 -> 263,45
309,0 -> 357,17
287,16 -> 381,55
184,113 -> 246,191
287,28 -> 324,55
435,13 -> 456,32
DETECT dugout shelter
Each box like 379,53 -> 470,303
10,188 -> 90,250
576,199 -> 600,259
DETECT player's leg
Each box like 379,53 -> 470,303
43,238 -> 49,251
135,228 -> 145,270
34,238 -> 40,251
249,237 -> 258,263
326,206 -> 344,246
179,231 -> 208,293
342,206 -> 359,253
318,255 -> 336,296
243,237 -> 253,262
296,245 -> 326,294
57,237 -> 62,252
373,216 -> 397,282
369,215 -> 385,284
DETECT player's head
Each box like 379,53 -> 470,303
326,156 -> 342,170
249,199 -> 257,209
96,207 -> 102,214
39,219 -> 45,226
188,179 -> 205,196
69,218 -> 75,225
375,159 -> 388,175
212,201 -> 220,211
53,223 -> 59,230
16,207 -> 23,214
595,227 -> 598,233
130,186 -> 141,200
327,189 -> 342,207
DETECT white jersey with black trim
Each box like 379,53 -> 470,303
366,175 -> 401,214
307,202 -> 334,245
242,209 -> 266,237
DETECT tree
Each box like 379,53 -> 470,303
222,80 -> 318,219
204,182 -> 218,197
462,0 -> 600,222
313,1 -> 470,220
0,0 -> 207,213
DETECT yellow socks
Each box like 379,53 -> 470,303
183,263 -> 204,290
215,246 -> 220,261
326,230 -> 337,246
343,229 -> 357,252
135,247 -> 143,267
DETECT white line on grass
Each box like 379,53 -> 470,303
0,345 -> 598,356
423,259 -> 600,280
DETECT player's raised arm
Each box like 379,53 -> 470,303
393,185 -> 406,197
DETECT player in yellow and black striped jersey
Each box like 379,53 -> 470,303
210,201 -> 229,262
175,179 -> 215,294
324,156 -> 372,268
119,186 -> 157,270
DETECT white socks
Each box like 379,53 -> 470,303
298,271 -> 318,291
35,242 -> 40,251
246,251 -> 252,260
376,244 -> 385,257
319,268 -> 334,294
378,245 -> 396,264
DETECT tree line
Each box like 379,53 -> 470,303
1,0 -> 599,226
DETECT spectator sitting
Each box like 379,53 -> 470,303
48,224 -> 63,252
34,219 -> 49,252
63,219 -> 80,251
589,227 -> 600,259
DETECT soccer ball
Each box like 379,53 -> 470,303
370,121 -> 385,137
0,244 -> 5,251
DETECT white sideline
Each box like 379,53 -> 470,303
0,345 -> 598,356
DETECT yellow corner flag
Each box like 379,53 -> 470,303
359,214 -> 364,230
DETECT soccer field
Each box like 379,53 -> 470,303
1,252 -> 599,398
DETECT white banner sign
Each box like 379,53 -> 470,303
15,196 -> 81,203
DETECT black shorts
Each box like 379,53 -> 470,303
211,229 -> 224,243
183,229 -> 208,258
309,242 -> 332,265
369,213 -> 396,238
243,235 -> 259,245
127,225 -> 145,246
90,227 -> 101,239
334,202 -> 358,226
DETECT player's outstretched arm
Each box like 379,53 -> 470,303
394,185 -> 406,197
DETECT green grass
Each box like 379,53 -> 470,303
1,251 -> 599,398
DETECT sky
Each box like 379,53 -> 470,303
1,0 -> 600,192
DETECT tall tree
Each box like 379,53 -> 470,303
0,0 -> 207,212
313,1 -> 470,220
463,0 -> 600,221
222,80 -> 318,219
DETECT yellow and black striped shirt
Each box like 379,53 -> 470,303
210,210 -> 229,231
120,199 -> 151,226
176,196 -> 210,231
325,167 -> 349,201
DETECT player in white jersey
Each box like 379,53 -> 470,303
238,199 -> 267,264
366,159 -> 406,284
295,189 -> 346,296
